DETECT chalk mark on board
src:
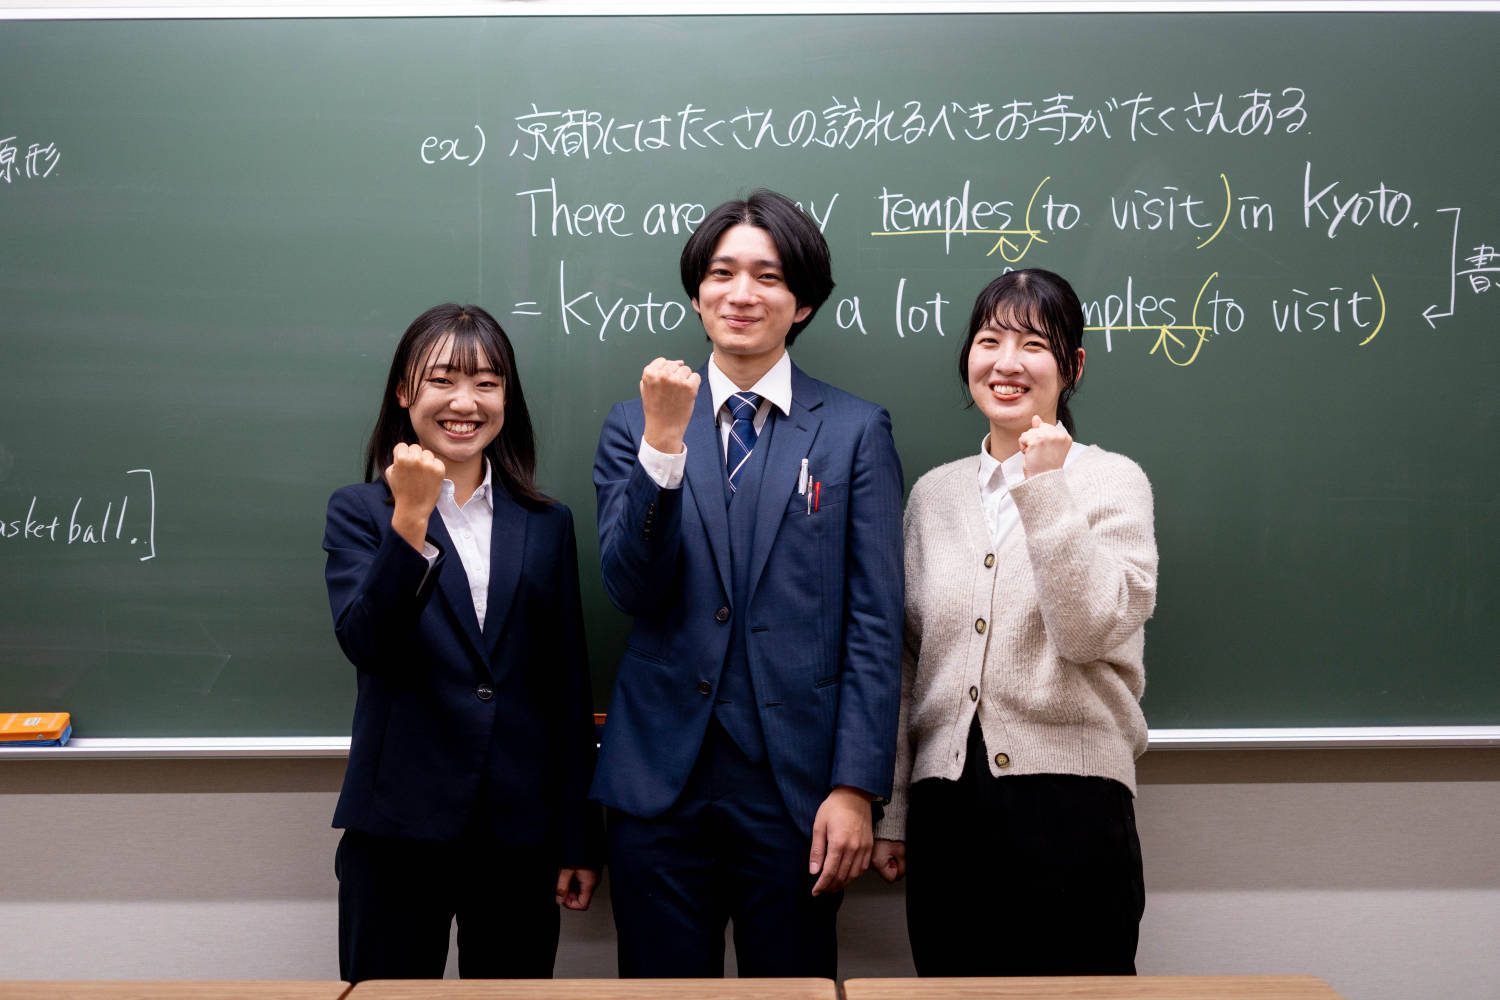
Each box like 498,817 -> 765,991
1423,207 -> 1460,329
126,468 -> 156,562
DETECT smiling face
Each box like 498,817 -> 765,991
967,309 -> 1084,458
396,334 -> 505,487
692,223 -> 812,385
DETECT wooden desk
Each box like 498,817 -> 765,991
842,977 -> 1346,1000
346,980 -> 837,1000
0,985 -> 351,1000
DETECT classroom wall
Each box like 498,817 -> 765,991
2,748 -> 1496,998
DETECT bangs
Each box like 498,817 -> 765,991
401,327 -> 500,398
434,328 -> 498,376
984,296 -> 1070,366
986,299 -> 1052,341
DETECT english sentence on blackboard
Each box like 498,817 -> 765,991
512,165 -> 1417,252
501,166 -> 1442,365
517,178 -> 836,239
541,256 -> 1384,369
0,469 -> 157,561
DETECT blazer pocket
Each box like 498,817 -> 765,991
624,644 -> 669,665
783,481 -> 849,514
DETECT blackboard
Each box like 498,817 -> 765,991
1,10 -> 1496,740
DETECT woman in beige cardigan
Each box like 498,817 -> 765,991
871,269 -> 1158,976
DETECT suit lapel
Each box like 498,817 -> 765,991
683,368 -> 734,598
481,488 -> 526,665
425,511 -> 486,660
746,364 -> 824,598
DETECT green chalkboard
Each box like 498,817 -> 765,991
1,12 -> 1496,739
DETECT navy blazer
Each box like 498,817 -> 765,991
323,480 -> 602,867
590,362 -> 904,835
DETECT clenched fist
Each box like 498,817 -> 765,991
640,357 -> 701,455
1018,415 -> 1073,479
386,441 -> 445,551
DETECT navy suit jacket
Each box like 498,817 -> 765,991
590,361 -> 904,835
323,480 -> 602,867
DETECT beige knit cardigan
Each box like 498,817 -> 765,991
874,444 -> 1158,842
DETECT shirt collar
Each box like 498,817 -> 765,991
441,460 -> 494,512
978,434 -> 1006,491
978,432 -> 1080,492
708,350 -> 793,418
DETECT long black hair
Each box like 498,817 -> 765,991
363,303 -> 548,507
958,269 -> 1086,434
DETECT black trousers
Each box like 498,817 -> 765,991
335,817 -> 561,982
904,718 -> 1144,977
606,717 -> 843,978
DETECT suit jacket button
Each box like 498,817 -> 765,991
476,684 -> 495,702
697,681 -> 712,695
715,606 -> 731,623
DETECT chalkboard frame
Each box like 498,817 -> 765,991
7,1 -> 1500,22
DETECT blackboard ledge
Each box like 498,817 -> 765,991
1148,726 -> 1500,749
1,727 -> 1498,759
0,737 -> 351,759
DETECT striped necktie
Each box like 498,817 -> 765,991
725,391 -> 763,494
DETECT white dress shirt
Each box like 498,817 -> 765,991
977,432 -> 1081,546
420,462 -> 494,629
638,351 -> 794,490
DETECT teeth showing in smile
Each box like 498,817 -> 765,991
441,421 -> 477,434
992,385 -> 1028,398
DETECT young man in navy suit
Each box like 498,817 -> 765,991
592,189 -> 904,977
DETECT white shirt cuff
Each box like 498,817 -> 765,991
638,439 -> 687,490
417,541 -> 440,594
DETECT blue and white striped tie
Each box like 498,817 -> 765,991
725,391 -> 762,494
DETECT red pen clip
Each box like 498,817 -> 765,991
813,481 -> 821,513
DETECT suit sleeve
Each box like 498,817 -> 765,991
828,406 -> 906,800
322,486 -> 444,678
549,507 -> 607,869
873,488 -> 927,842
593,400 -> 684,617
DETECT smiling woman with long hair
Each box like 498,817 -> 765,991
322,303 -> 602,982
871,269 -> 1158,977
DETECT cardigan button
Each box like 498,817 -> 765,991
975,618 -> 987,634
969,686 -> 978,702
984,553 -> 995,568
994,752 -> 1010,768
